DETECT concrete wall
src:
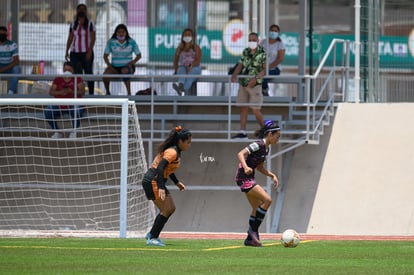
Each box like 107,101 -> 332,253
159,141 -> 281,233
163,103 -> 414,235
277,122 -> 333,233
306,103 -> 414,235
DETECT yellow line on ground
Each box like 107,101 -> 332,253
0,240 -> 314,252
204,240 -> 314,251
204,245 -> 243,251
204,242 -> 282,251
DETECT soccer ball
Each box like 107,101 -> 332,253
280,229 -> 300,248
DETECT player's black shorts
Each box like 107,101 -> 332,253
142,168 -> 170,200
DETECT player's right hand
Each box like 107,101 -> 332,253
158,189 -> 166,200
244,167 -> 253,175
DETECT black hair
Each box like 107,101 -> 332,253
111,24 -> 131,44
0,26 -> 7,32
73,4 -> 89,30
76,4 -> 87,10
270,24 -> 281,32
269,24 -> 282,42
63,61 -> 74,69
249,32 -> 259,38
254,120 -> 280,139
157,126 -> 192,154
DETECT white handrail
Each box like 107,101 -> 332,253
309,38 -> 346,78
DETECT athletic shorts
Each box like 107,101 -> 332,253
236,178 -> 257,193
113,65 -> 135,81
142,168 -> 170,200
236,85 -> 263,110
113,65 -> 135,75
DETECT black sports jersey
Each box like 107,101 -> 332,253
235,139 -> 268,181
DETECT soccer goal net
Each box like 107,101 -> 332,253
0,98 -> 153,238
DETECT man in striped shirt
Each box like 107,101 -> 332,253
0,26 -> 21,95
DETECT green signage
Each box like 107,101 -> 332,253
149,28 -> 414,69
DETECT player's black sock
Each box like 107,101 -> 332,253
251,207 -> 267,232
247,215 -> 255,240
150,214 -> 169,239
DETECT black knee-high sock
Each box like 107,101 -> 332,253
248,215 -> 255,231
251,207 -> 267,232
246,215 -> 256,240
150,214 -> 169,239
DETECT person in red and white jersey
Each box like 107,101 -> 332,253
65,3 -> 96,95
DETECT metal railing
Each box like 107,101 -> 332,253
302,38 -> 351,144
0,40 -> 351,147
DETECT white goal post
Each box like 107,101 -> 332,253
0,98 -> 153,238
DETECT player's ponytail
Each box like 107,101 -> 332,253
158,125 -> 192,154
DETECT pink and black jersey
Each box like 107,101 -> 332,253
235,139 -> 268,181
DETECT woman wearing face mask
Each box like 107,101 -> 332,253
65,4 -> 96,95
259,24 -> 285,96
103,24 -> 141,96
172,28 -> 202,96
44,62 -> 85,139
230,32 -> 266,139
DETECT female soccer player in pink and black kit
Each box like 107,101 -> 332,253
235,120 -> 281,246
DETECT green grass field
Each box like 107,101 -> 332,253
0,238 -> 413,274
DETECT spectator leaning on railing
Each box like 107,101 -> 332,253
259,24 -> 285,96
230,32 -> 266,139
103,24 -> 141,96
172,28 -> 202,96
0,26 -> 21,95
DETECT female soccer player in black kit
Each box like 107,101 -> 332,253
142,126 -> 192,246
235,120 -> 280,246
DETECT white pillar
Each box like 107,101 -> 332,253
354,0 -> 360,103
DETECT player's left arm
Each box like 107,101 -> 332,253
169,173 -> 185,191
256,163 -> 279,188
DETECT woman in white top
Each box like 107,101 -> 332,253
259,24 -> 285,96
